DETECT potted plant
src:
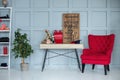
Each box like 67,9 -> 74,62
12,29 -> 33,71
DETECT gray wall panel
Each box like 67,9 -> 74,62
11,0 -> 120,69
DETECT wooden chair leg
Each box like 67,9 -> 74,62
104,65 -> 107,75
92,64 -> 95,70
107,65 -> 110,71
82,64 -> 85,73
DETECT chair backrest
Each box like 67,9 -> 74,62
88,34 -> 115,53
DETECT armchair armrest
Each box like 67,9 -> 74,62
82,49 -> 92,55
106,49 -> 112,57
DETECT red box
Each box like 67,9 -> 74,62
54,30 -> 63,44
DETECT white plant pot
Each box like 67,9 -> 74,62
20,63 -> 29,71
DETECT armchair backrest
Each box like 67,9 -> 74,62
88,34 -> 115,53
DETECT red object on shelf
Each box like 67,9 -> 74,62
3,46 -> 8,55
54,30 -> 63,44
0,19 -> 2,22
0,23 -> 9,30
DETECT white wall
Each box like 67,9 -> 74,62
11,0 -> 120,70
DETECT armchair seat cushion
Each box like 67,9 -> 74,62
81,51 -> 111,64
81,53 -> 108,60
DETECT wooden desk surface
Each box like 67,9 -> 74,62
40,44 -> 84,49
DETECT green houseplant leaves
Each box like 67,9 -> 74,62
12,29 -> 33,64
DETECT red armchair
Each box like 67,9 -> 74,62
80,34 -> 115,75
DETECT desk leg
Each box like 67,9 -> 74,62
42,49 -> 48,72
75,49 -> 81,71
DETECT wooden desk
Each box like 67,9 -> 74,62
40,44 -> 84,71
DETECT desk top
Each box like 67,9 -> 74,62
40,44 -> 84,49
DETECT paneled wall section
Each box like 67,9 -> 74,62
11,0 -> 120,69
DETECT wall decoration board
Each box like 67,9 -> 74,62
62,13 -> 80,43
